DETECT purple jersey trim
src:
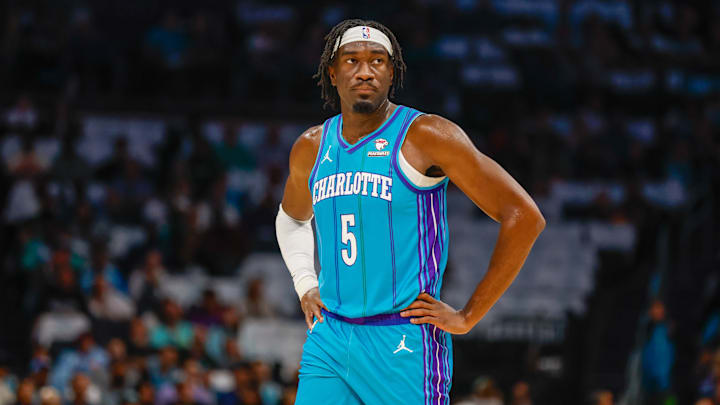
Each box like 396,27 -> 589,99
307,117 -> 332,191
388,197 -> 397,308
389,111 -> 450,195
321,308 -> 411,326
332,147 -> 341,309
390,111 -> 450,194
422,323 -> 429,405
336,105 -> 405,153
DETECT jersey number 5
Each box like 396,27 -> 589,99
340,214 -> 357,266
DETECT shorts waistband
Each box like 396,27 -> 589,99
321,308 -> 411,326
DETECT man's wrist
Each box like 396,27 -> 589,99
295,275 -> 319,300
458,308 -> 473,332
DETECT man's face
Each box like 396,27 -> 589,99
328,41 -> 393,114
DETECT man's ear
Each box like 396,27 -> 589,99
328,65 -> 337,87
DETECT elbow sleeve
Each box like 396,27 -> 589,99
275,204 -> 318,300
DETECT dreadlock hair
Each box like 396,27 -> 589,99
314,19 -> 406,111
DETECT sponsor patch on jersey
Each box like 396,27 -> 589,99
369,138 -> 390,156
374,138 -> 389,150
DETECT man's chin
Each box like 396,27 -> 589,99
352,100 -> 378,114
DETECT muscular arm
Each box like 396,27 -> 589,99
281,125 -> 322,220
277,125 -> 328,329
400,115 -> 546,334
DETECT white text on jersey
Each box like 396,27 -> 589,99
312,172 -> 392,205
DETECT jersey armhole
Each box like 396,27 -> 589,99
398,149 -> 446,187
391,111 -> 450,193
307,118 -> 331,191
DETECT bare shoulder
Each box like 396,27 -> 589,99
406,114 -> 467,146
289,124 -> 324,175
293,124 -> 323,152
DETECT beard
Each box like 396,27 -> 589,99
352,99 -> 378,114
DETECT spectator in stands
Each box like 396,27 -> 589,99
666,140 -> 692,188
51,134 -> 91,203
230,363 -> 261,405
456,376 -> 504,405
144,11 -> 189,70
205,307 -> 243,367
108,159 -> 153,221
0,366 -> 15,405
695,398 -> 713,405
38,386 -> 62,405
641,299 -> 675,404
180,359 -> 213,405
15,378 -> 35,405
49,333 -> 108,392
172,379 -> 205,405
194,174 -> 244,274
187,289 -> 224,327
213,125 -> 256,171
187,134 -> 224,200
243,278 -> 275,319
280,385 -> 297,405
7,136 -> 50,177
148,346 -> 180,389
510,381 -> 532,405
28,345 -> 51,387
104,360 -> 135,405
129,249 -> 168,315
698,349 -> 720,399
137,380 -> 155,405
590,390 -> 614,405
89,275 -> 135,322
34,262 -> 90,348
18,224 -> 50,275
251,360 -> 281,405
106,338 -> 127,362
80,241 -> 127,295
67,372 -> 100,404
4,95 -> 37,130
96,138 -> 130,183
219,337 -> 244,369
3,177 -> 42,223
127,318 -> 152,358
150,299 -> 194,350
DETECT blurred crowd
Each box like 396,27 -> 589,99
0,0 -> 718,211
0,0 -> 719,404
0,101 -> 296,404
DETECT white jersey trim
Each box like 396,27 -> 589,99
397,149 -> 446,188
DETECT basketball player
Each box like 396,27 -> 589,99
276,19 -> 545,404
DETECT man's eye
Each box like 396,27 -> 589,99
374,58 -> 383,63
346,58 -> 356,63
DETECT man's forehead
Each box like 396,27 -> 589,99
338,41 -> 389,55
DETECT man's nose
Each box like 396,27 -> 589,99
355,62 -> 374,81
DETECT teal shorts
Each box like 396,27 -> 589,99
296,309 -> 452,405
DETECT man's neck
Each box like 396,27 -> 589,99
340,100 -> 395,144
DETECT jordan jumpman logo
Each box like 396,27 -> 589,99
321,145 -> 333,164
393,335 -> 413,354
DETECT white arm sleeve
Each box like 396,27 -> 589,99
275,204 -> 318,300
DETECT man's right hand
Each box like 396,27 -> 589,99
300,287 -> 327,330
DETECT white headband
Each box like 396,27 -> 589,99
331,26 -> 393,58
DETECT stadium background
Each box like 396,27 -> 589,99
0,0 -> 718,404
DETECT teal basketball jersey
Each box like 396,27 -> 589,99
308,105 -> 450,318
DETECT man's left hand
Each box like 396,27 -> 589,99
400,293 -> 472,335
